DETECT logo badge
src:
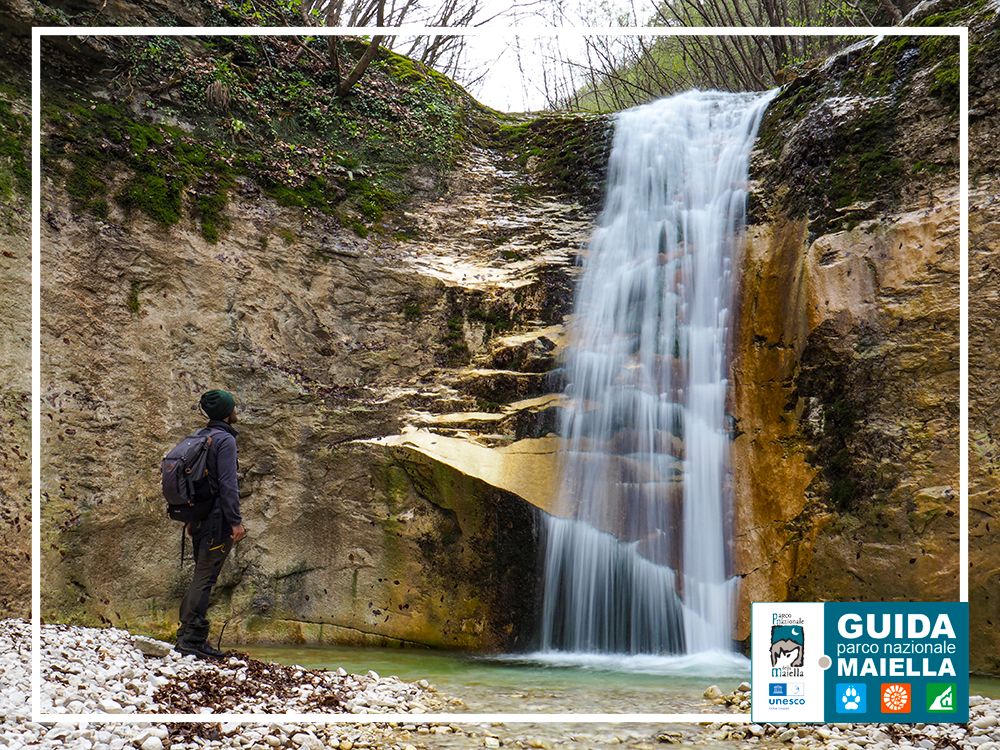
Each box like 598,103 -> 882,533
881,683 -> 912,714
770,625 -> 805,668
836,683 -> 866,714
927,683 -> 956,713
769,683 -> 787,696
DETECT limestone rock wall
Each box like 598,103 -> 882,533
966,1 -> 1000,675
731,2 -> 1000,674
733,25 -> 967,648
39,144 -> 598,648
0,56 -> 31,618
36,24 -> 606,648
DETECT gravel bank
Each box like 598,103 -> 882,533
33,621 -> 448,715
684,681 -> 1000,750
4,621 -> 999,750
2,619 -> 457,749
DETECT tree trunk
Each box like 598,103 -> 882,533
336,35 -> 385,97
333,0 -> 385,97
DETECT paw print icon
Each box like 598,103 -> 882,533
836,683 -> 867,713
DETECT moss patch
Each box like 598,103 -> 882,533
48,99 -> 235,240
496,114 -> 611,208
0,92 -> 29,209
751,33 -> 958,233
826,104 -> 905,210
42,34 -> 478,242
126,280 -> 141,315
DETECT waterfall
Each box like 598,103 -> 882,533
539,89 -> 775,657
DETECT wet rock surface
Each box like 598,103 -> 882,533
732,19 -> 976,643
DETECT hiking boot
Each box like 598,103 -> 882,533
175,638 -> 225,659
197,641 -> 227,659
174,640 -> 208,659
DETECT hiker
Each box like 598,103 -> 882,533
174,389 -> 246,659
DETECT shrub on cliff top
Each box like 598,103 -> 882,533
42,35 -> 476,241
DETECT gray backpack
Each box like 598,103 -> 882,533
160,427 -> 218,523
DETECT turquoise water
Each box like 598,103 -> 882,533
973,676 -> 1000,699
243,644 -> 750,714
244,643 -> 1000,713
240,645 -> 1000,749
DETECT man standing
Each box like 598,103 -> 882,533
176,389 -> 246,659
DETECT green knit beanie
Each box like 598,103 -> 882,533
200,389 -> 236,420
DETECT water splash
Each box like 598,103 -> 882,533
540,89 -> 776,656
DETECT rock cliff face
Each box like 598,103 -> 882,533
36,26 -> 608,649
13,0 -> 995,668
39,142 -> 596,648
732,0 -> 1000,674
733,27 -> 963,640
0,48 -> 31,618
965,0 -> 1000,675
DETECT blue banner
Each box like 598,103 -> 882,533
752,602 -> 968,724
823,602 -> 968,723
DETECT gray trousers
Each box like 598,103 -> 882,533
178,523 -> 232,645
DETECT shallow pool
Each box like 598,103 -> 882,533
242,644 -> 749,714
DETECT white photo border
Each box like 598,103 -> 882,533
30,23 -> 970,724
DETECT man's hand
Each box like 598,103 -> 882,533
231,524 -> 246,543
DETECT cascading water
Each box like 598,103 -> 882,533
539,89 -> 775,658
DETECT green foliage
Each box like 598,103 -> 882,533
126,280 -> 141,315
497,114 -> 611,208
45,35 -> 475,241
0,97 -> 30,205
50,99 -> 236,239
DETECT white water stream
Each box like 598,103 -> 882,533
539,89 -> 775,659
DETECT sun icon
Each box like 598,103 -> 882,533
881,683 -> 911,712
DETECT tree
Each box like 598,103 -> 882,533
293,0 -> 507,96
527,0 -> 920,112
318,0 -> 387,96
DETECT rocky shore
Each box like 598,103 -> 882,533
2,619 -> 457,749
690,699 -> 1000,749
34,622 -> 448,716
4,619 -> 1000,749
689,683 -> 1000,750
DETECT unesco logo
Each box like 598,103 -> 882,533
768,682 -> 805,706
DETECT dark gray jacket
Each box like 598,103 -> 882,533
205,420 -> 241,527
